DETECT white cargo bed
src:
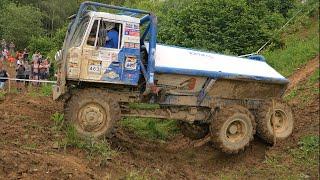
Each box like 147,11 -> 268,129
150,44 -> 288,84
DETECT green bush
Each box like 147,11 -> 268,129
0,3 -> 44,49
28,36 -> 56,57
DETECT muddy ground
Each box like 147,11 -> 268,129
0,58 -> 319,179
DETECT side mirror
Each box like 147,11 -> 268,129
55,50 -> 62,61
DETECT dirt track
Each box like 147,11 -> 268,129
0,58 -> 319,179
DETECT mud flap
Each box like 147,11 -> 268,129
52,85 -> 62,100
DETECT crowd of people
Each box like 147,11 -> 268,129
0,39 -> 51,92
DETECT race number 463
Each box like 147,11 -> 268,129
88,65 -> 101,74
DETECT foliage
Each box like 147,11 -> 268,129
51,112 -> 64,131
291,135 -> 319,166
0,91 -> 6,101
26,84 -> 53,97
121,118 -> 179,140
263,15 -> 319,77
0,3 -> 43,49
155,0 -> 292,55
128,103 -> 160,109
27,36 -> 55,57
60,124 -> 115,160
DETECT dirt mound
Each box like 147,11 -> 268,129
0,93 -> 94,179
287,55 -> 319,91
0,148 -> 96,179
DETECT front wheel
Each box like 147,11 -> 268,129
210,105 -> 256,154
64,88 -> 121,138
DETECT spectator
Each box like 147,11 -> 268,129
46,59 -> 51,78
1,39 -> 6,50
24,61 -> 32,88
16,59 -> 25,92
32,51 -> 39,61
32,58 -> 40,86
39,61 -> 46,80
2,48 -> 8,62
9,42 -> 15,55
23,48 -> 29,61
8,55 -> 15,67
38,52 -> 42,60
16,50 -> 22,60
0,62 -> 9,90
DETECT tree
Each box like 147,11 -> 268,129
156,0 -> 287,55
0,3 -> 44,49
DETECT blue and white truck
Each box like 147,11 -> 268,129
53,1 -> 293,154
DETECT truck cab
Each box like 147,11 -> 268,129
54,2 -> 157,100
65,12 -> 141,85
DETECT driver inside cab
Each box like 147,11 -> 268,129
105,23 -> 119,49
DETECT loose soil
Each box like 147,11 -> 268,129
287,55 -> 319,91
0,59 -> 319,179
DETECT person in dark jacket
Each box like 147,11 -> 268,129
16,59 -> 25,92
0,61 -> 9,90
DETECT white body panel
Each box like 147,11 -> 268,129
152,44 -> 286,80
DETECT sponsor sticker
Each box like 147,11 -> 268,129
125,56 -> 137,70
105,71 -> 119,79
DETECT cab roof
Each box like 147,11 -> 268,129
86,11 -> 140,23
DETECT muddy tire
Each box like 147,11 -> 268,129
64,88 -> 121,138
179,121 -> 209,140
256,100 -> 293,144
210,105 -> 256,154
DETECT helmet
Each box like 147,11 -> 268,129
105,22 -> 115,31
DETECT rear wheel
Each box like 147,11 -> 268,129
256,100 -> 293,144
64,88 -> 121,138
210,105 -> 256,154
179,121 -> 209,140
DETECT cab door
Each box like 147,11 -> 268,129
80,18 -> 123,82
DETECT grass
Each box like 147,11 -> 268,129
21,143 -> 38,150
129,103 -> 160,109
262,135 -> 319,178
290,135 -> 319,167
121,117 -> 179,140
217,135 -> 319,179
284,68 -> 319,106
60,125 -> 116,161
123,170 -> 149,180
0,91 -> 6,100
49,112 -> 116,162
51,112 -> 64,131
263,16 -> 319,77
27,84 -> 53,97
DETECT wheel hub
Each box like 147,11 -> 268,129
271,110 -> 288,133
78,104 -> 106,132
228,124 -> 238,134
226,119 -> 247,142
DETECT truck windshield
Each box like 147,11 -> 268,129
70,17 -> 90,47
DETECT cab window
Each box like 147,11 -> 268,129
87,19 -> 122,49
71,17 -> 90,47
